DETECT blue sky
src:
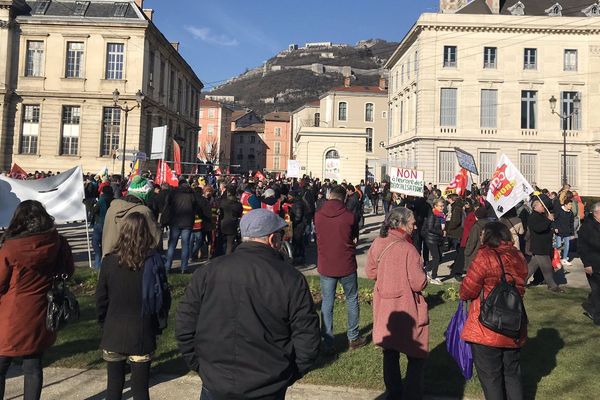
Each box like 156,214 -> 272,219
145,0 -> 440,90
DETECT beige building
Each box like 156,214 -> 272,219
0,0 -> 203,175
385,0 -> 600,195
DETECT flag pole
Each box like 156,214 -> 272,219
535,194 -> 552,215
83,212 -> 94,269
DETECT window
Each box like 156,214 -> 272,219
274,141 -> 281,155
237,153 -> 243,160
105,43 -> 124,80
365,103 -> 374,122
159,61 -> 166,96
177,78 -> 183,113
33,0 -> 51,15
207,124 -> 214,135
407,59 -> 411,80
521,90 -> 537,129
239,136 -> 244,144
274,127 -> 281,136
273,156 -> 280,170
561,92 -> 581,130
394,71 -> 398,91
101,107 -> 121,156
480,89 -> 498,128
25,41 -> 44,77
20,105 -> 40,154
338,102 -> 347,121
147,50 -> 155,90
520,153 -> 537,184
61,106 -> 80,155
65,42 -> 84,78
401,65 -> 405,84
169,69 -> 175,104
484,47 -> 497,69
524,48 -> 537,70
414,51 -> 418,74
249,147 -> 255,155
325,149 -> 339,159
443,46 -> 457,68
208,108 -> 216,118
73,1 -> 90,16
366,128 -> 373,153
399,101 -> 404,133
440,88 -> 457,127
250,135 -> 256,144
564,49 -> 577,71
314,113 -> 320,127
113,2 -> 128,17
561,155 -> 577,186
480,152 -> 497,181
438,150 -> 455,183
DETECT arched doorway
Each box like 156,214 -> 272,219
324,149 -> 341,181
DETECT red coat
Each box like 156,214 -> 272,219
460,212 -> 477,248
459,242 -> 528,348
0,229 -> 74,356
366,230 -> 429,358
315,199 -> 357,277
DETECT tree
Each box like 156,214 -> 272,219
199,135 -> 220,164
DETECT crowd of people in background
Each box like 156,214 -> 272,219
1,165 -> 599,400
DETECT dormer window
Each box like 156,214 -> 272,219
113,2 -> 129,17
33,0 -> 51,15
508,1 -> 525,15
545,3 -> 562,16
73,1 -> 90,16
582,3 -> 600,17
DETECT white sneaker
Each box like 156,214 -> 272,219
561,259 -> 573,267
429,277 -> 443,285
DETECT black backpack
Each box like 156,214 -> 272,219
479,251 -> 528,339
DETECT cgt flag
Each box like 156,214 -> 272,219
445,168 -> 469,196
486,154 -> 534,218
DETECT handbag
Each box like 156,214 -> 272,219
445,300 -> 473,379
551,248 -> 562,271
46,240 -> 79,332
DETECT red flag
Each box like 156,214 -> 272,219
9,163 -> 27,179
445,168 -> 468,196
254,170 -> 266,181
173,139 -> 182,176
156,160 -> 179,187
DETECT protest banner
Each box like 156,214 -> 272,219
389,167 -> 425,197
445,168 -> 469,196
324,159 -> 340,181
486,154 -> 534,218
454,147 -> 479,175
287,160 -> 301,178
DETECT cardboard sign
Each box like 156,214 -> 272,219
389,167 -> 425,197
150,126 -> 168,160
287,160 -> 301,178
324,158 -> 340,181
454,147 -> 479,175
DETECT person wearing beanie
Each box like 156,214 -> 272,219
128,176 -> 153,203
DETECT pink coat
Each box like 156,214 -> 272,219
366,230 -> 429,358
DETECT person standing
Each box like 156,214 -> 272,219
287,190 -> 307,263
459,222 -> 528,400
0,201 -> 75,400
165,179 -> 200,273
175,209 -> 320,400
578,202 -> 600,326
96,213 -> 170,400
345,184 -> 362,240
500,208 -> 525,251
315,185 -> 368,352
554,198 -> 575,267
92,185 -> 114,268
218,185 -> 243,255
422,198 -> 446,285
366,207 -> 428,400
445,194 -> 464,258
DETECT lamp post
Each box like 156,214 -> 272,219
549,94 -> 580,186
113,89 -> 144,178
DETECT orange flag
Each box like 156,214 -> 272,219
173,139 -> 182,176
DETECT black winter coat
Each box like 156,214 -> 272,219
219,196 -> 243,235
175,242 -> 320,399
528,211 -> 554,257
96,255 -> 160,356
446,199 -> 464,240
290,199 -> 306,226
422,212 -> 444,245
192,189 -> 213,232
553,206 -> 575,237
167,185 -> 199,229
578,216 -> 600,272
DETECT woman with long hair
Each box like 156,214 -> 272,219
366,207 -> 429,400
96,212 -> 170,400
422,198 -> 446,285
0,200 -> 74,400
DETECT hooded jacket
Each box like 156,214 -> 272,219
0,229 -> 74,356
315,199 -> 357,277
102,198 -> 162,257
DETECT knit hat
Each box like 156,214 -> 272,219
128,175 -> 152,202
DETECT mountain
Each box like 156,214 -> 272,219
207,39 -> 399,116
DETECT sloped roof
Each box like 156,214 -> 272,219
231,111 -> 250,121
232,123 -> 264,133
456,0 -> 493,14
200,99 -> 221,108
23,1 -> 141,19
329,85 -> 387,95
264,112 -> 291,121
456,0 -> 600,16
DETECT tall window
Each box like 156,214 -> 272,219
440,88 -> 457,127
273,156 -> 280,170
366,128 -> 373,153
177,78 -> 183,113
480,152 -> 497,181
169,69 -> 175,104
274,141 -> 281,155
399,101 -> 404,133
561,92 -> 581,130
407,59 -> 411,80
61,106 -> 80,155
274,127 -> 281,136
564,49 -> 577,71
20,105 -> 40,154
561,155 -> 577,186
443,45 -> 457,68
401,65 -> 405,84
524,48 -> 537,70
101,107 -> 121,156
250,135 -> 256,144
147,50 -> 155,91
239,135 -> 244,144
25,41 -> 44,77
207,124 -> 214,135
65,42 -> 84,78
484,47 -> 497,69
365,103 -> 374,122
159,61 -> 166,96
439,150 -> 455,183
414,51 -> 419,74
314,112 -> 320,127
521,90 -> 537,129
208,108 -> 216,118
105,43 -> 124,80
520,153 -> 537,184
480,89 -> 498,128
338,102 -> 347,121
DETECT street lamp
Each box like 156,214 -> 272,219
113,88 -> 145,178
549,94 -> 580,186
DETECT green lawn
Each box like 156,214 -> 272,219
46,268 -> 600,400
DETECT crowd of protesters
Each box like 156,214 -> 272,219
1,165 -> 599,400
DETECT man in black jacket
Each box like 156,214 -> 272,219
218,185 -> 243,255
287,190 -> 307,263
175,209 -> 320,400
526,199 -> 562,292
165,180 -> 200,273
578,202 -> 600,325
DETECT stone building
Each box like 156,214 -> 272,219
385,0 -> 600,194
0,0 -> 203,174
198,99 -> 233,167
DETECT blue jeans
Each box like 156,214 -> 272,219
320,272 -> 360,345
165,227 -> 192,271
556,235 -> 571,260
92,223 -> 103,269
189,231 -> 205,259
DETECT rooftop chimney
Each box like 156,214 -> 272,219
171,42 -> 180,52
344,76 -> 351,88
439,0 -> 468,13
134,0 -> 144,9
486,0 -> 501,14
379,76 -> 387,90
143,8 -> 153,21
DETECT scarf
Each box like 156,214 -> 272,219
396,228 -> 414,244
142,251 -> 167,316
433,208 -> 446,225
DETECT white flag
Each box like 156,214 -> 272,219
486,154 -> 534,218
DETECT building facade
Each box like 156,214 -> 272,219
385,1 -> 600,194
0,0 -> 203,174
198,99 -> 232,167
230,123 -> 266,173
290,100 -> 320,157
263,112 -> 291,173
